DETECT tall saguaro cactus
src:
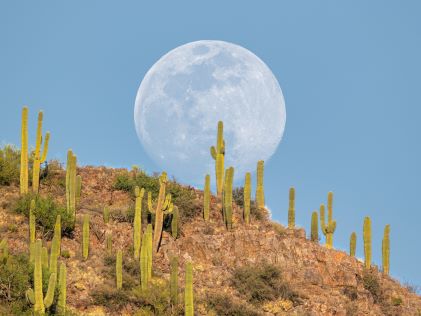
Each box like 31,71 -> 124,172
26,240 -> 57,315
223,167 -> 234,230
184,261 -> 194,316
171,205 -> 179,239
57,263 -> 67,316
363,217 -> 371,269
203,175 -> 210,221
20,106 -> 29,195
116,250 -> 123,289
54,215 -> 61,255
32,111 -> 50,193
29,200 -> 36,244
256,160 -> 265,209
49,235 -> 60,279
140,224 -> 153,290
382,224 -> 390,275
311,211 -> 318,242
82,214 -> 89,260
170,256 -> 179,307
288,187 -> 296,228
320,192 -> 337,249
350,232 -> 357,257
244,172 -> 251,225
134,186 -> 145,259
210,121 -> 225,199
66,150 -> 78,218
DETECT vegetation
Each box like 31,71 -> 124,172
223,166 -> 234,230
362,270 -> 382,304
364,216 -> 372,269
0,145 -> 21,186
203,174 -> 210,221
382,224 -> 390,275
288,187 -> 295,228
210,120 -> 225,199
311,211 -> 318,242
255,160 -> 265,209
206,293 -> 259,316
350,232 -> 357,257
243,172 -> 251,224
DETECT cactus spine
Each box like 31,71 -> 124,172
363,216 -> 371,269
244,172 -> 251,225
140,224 -> 153,290
350,232 -> 357,257
170,256 -> 179,307
116,250 -> 123,289
26,240 -> 57,314
382,224 -> 390,275
134,186 -> 145,259
184,261 -> 194,316
311,211 -> 318,242
288,187 -> 295,228
203,174 -> 210,221
256,160 -> 265,209
57,263 -> 67,315
66,150 -> 78,218
32,111 -> 50,193
20,106 -> 29,195
210,121 -> 225,200
30,199 -> 36,244
223,167 -> 234,230
320,192 -> 336,249
82,214 -> 89,260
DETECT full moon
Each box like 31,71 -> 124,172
134,40 -> 286,185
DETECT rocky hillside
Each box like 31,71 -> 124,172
1,166 -> 420,316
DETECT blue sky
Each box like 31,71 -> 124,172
1,1 -> 420,287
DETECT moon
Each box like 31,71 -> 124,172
134,40 -> 286,186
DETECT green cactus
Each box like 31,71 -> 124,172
184,261 -> 194,316
311,211 -> 318,242
171,205 -> 179,239
49,236 -> 59,279
76,175 -> 82,206
103,206 -> 110,224
54,215 -> 61,255
82,214 -> 89,260
320,192 -> 337,249
26,239 -> 57,315
41,247 -> 49,268
66,150 -> 78,218
350,232 -> 357,257
363,216 -> 371,269
116,250 -> 123,289
0,239 -> 9,263
106,233 -> 112,256
223,167 -> 234,230
210,121 -> 225,200
30,199 -> 36,244
32,111 -> 50,193
170,256 -> 178,307
140,224 -> 153,290
57,263 -> 67,315
382,224 -> 390,275
256,160 -> 265,209
244,172 -> 251,225
20,106 -> 29,195
203,174 -> 210,221
288,187 -> 295,228
134,186 -> 145,259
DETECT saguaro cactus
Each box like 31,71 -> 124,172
20,106 -> 29,195
320,192 -> 337,249
363,216 -> 371,269
223,167 -> 234,230
244,172 -> 251,225
311,211 -> 318,242
54,214 -> 61,255
288,187 -> 295,228
66,150 -> 78,218
29,200 -> 36,244
210,121 -> 225,199
185,261 -> 194,316
57,263 -> 67,315
49,236 -> 59,279
41,247 -> 48,268
0,239 -> 8,262
172,205 -> 179,239
76,175 -> 82,206
170,256 -> 179,307
32,111 -> 50,193
103,206 -> 110,224
134,186 -> 145,259
26,240 -> 57,315
82,214 -> 89,260
256,160 -> 265,209
382,224 -> 390,275
140,224 -> 153,290
106,233 -> 112,255
116,250 -> 123,289
203,175 -> 210,221
350,232 -> 357,257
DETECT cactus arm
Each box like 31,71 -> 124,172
54,215 -> 61,255
40,132 -> 50,163
49,236 -> 59,277
147,191 -> 154,213
42,247 -> 49,268
152,172 -> 167,253
43,272 -> 57,308
26,288 -> 35,304
57,263 -> 67,315
210,146 -> 217,160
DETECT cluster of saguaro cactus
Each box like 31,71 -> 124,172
0,239 -> 8,262
243,172 -> 251,225
350,232 -> 357,257
116,250 -> 123,289
82,214 -> 89,260
382,224 -> 390,274
32,111 -> 50,193
66,150 -> 79,218
256,160 -> 265,209
26,240 -> 57,315
20,107 -> 29,195
363,216 -> 371,269
288,187 -> 295,228
170,256 -> 179,307
57,263 -> 67,315
210,121 -> 225,199
223,167 -> 234,230
134,186 -> 145,259
311,211 -> 318,242
140,224 -> 153,290
320,192 -> 337,249
184,261 -> 194,316
203,175 -> 210,221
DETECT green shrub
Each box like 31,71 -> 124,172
391,297 -> 403,306
207,293 -> 259,316
0,145 -> 21,186
13,194 -> 74,238
40,159 -> 65,188
232,263 -> 300,305
61,250 -> 71,259
362,271 -> 382,303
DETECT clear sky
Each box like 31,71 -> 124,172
1,1 -> 420,287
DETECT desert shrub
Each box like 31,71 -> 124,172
362,271 -> 382,303
40,159 -> 65,188
345,302 -> 359,316
207,293 -> 259,316
391,297 -> 403,306
232,263 -> 300,305
271,222 -> 286,236
91,284 -> 132,310
233,186 -> 269,221
61,250 -> 71,259
12,194 -> 74,238
342,286 -> 358,301
0,145 -> 21,186
404,282 -> 421,294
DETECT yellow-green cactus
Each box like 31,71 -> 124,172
184,261 -> 194,316
170,256 -> 178,306
32,111 -> 50,193
203,174 -> 210,221
54,215 -> 61,255
49,236 -> 59,279
363,216 -> 371,269
116,250 -> 123,289
103,206 -> 110,224
244,172 -> 251,225
210,121 -> 225,200
76,175 -> 82,206
140,224 -> 153,290
382,224 -> 390,275
256,160 -> 265,209
320,192 -> 337,249
0,239 -> 9,263
311,211 -> 318,242
29,199 -> 36,244
57,263 -> 67,315
66,150 -> 78,218
350,232 -> 357,257
171,205 -> 179,239
82,214 -> 89,260
20,106 -> 29,195
41,247 -> 49,268
134,186 -> 145,259
223,167 -> 234,230
288,187 -> 295,228
106,233 -> 112,255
